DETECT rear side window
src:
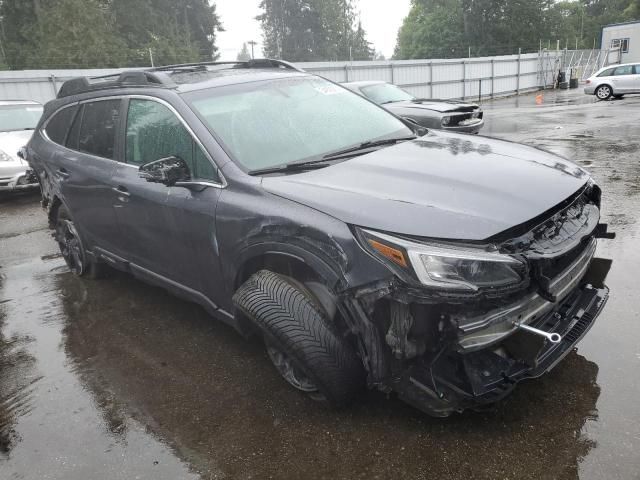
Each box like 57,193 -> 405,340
77,100 -> 121,159
125,99 -> 220,182
45,105 -> 77,145
613,65 -> 634,76
598,67 -> 615,77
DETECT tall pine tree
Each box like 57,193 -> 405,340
257,0 -> 374,61
0,0 -> 223,69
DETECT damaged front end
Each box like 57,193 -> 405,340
345,183 -> 612,417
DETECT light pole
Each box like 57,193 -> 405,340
248,40 -> 258,59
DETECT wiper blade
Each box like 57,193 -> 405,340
322,135 -> 417,160
248,160 -> 334,176
249,135 -> 417,175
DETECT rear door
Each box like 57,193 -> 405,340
111,96 -> 224,297
52,98 -> 122,252
610,65 -> 636,92
633,65 -> 640,93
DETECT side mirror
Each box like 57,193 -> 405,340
139,156 -> 191,186
403,117 -> 428,136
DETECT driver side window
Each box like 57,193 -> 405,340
125,98 -> 220,183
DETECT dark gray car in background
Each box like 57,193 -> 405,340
343,80 -> 484,134
24,59 -> 612,417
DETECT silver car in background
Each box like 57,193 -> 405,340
0,100 -> 43,191
584,63 -> 640,100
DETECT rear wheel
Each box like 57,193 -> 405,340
55,205 -> 106,279
233,270 -> 364,406
595,85 -> 612,100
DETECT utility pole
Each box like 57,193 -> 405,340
248,40 -> 257,59
148,48 -> 155,67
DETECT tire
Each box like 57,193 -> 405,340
233,270 -> 364,406
55,205 -> 106,279
595,85 -> 612,100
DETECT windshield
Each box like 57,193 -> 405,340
0,104 -> 43,132
185,77 -> 412,172
361,83 -> 415,104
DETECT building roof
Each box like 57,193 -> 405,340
602,20 -> 640,29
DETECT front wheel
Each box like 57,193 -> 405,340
55,205 -> 106,278
233,270 -> 365,406
595,85 -> 612,100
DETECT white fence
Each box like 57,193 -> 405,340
0,49 -> 618,105
300,52 -> 549,101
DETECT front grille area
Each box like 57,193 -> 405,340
536,237 -> 592,282
450,110 -> 483,126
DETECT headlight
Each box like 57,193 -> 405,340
359,229 -> 525,292
441,116 -> 451,126
0,149 -> 13,162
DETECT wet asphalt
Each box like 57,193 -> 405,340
1,88 -> 639,480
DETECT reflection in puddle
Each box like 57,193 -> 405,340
0,259 -> 199,479
0,322 -> 38,457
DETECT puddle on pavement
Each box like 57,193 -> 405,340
0,258 -> 200,480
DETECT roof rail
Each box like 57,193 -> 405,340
57,71 -> 176,99
149,58 -> 304,73
56,58 -> 304,99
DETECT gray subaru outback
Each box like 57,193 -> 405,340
24,59 -> 612,417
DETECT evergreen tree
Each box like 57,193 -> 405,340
3,0 -> 127,69
237,43 -> 251,61
352,21 -> 374,60
394,0 -> 637,59
258,0 -> 374,61
0,0 -> 223,69
111,0 -> 223,65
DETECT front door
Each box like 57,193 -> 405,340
111,97 -> 224,298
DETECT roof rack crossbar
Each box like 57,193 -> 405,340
148,58 -> 304,73
57,71 -> 176,98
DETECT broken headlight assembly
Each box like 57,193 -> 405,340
358,229 -> 525,292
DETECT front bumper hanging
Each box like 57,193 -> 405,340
393,282 -> 608,417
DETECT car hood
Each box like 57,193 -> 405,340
261,131 -> 590,241
0,130 -> 34,165
387,99 -> 479,113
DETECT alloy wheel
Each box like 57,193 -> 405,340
266,343 -> 319,393
596,86 -> 611,100
56,219 -> 85,275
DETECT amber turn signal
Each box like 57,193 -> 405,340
367,239 -> 408,268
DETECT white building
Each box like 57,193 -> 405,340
602,21 -> 640,63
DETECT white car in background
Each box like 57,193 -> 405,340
0,100 -> 43,191
584,63 -> 640,100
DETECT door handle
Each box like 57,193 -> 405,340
112,185 -> 131,203
56,168 -> 70,179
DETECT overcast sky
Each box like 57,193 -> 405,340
216,0 -> 411,61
